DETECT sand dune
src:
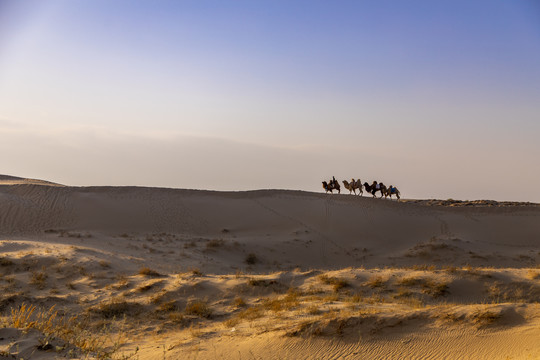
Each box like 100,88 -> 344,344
0,176 -> 539,359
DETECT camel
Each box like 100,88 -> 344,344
363,181 -> 386,198
322,179 -> 341,194
384,185 -> 401,200
343,178 -> 363,195
342,180 -> 355,195
352,178 -> 363,196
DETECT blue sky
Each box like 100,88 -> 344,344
1,0 -> 539,201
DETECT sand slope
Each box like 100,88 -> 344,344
0,177 -> 539,359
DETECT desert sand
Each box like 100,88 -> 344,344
0,175 -> 539,359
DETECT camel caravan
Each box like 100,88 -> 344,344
322,177 -> 401,200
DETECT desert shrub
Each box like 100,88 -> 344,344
471,309 -> 501,326
345,293 -> 363,303
136,284 -> 154,292
422,280 -> 449,298
247,278 -> 279,287
224,317 -> 240,328
365,276 -> 385,289
233,297 -> 247,307
157,300 -> 178,312
263,291 -> 299,313
138,267 -> 161,277
30,271 -> 48,289
184,300 -> 212,319
318,274 -> 349,292
169,312 -> 187,325
236,306 -> 264,320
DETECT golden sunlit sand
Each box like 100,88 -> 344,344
0,176 -> 539,359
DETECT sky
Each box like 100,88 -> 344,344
1,0 -> 539,201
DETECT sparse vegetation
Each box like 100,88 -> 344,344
206,239 -> 225,249
318,274 -> 349,292
527,270 -> 540,280
185,300 -> 213,318
30,271 -> 48,289
233,297 -> 247,307
91,299 -> 143,318
0,257 -> 14,267
471,309 -> 502,327
8,303 -> 137,359
396,276 -> 421,286
365,275 -> 385,289
138,267 -> 161,277
422,279 -> 449,298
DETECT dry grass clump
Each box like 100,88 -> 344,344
168,312 -> 188,325
30,271 -> 48,289
263,290 -> 300,312
422,280 -> 449,298
236,306 -> 264,320
395,296 -> 425,308
286,320 -> 324,337
392,287 -> 414,299
345,293 -> 362,303
527,270 -> 540,280
396,276 -> 422,286
443,266 -> 459,274
205,239 -> 225,249
190,268 -> 203,276
365,275 -> 386,289
408,264 -> 437,271
0,257 -> 14,267
323,293 -> 340,302
138,267 -> 161,277
247,278 -> 280,287
471,309 -> 502,327
8,303 -> 136,359
233,297 -> 247,308
109,276 -> 130,290
437,311 -> 463,323
136,283 -> 154,292
184,300 -> 213,319
91,299 -> 143,319
486,281 -> 537,303
318,274 -> 349,292
306,305 -> 321,315
157,300 -> 178,312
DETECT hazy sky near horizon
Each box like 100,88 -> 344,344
1,0 -> 540,201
